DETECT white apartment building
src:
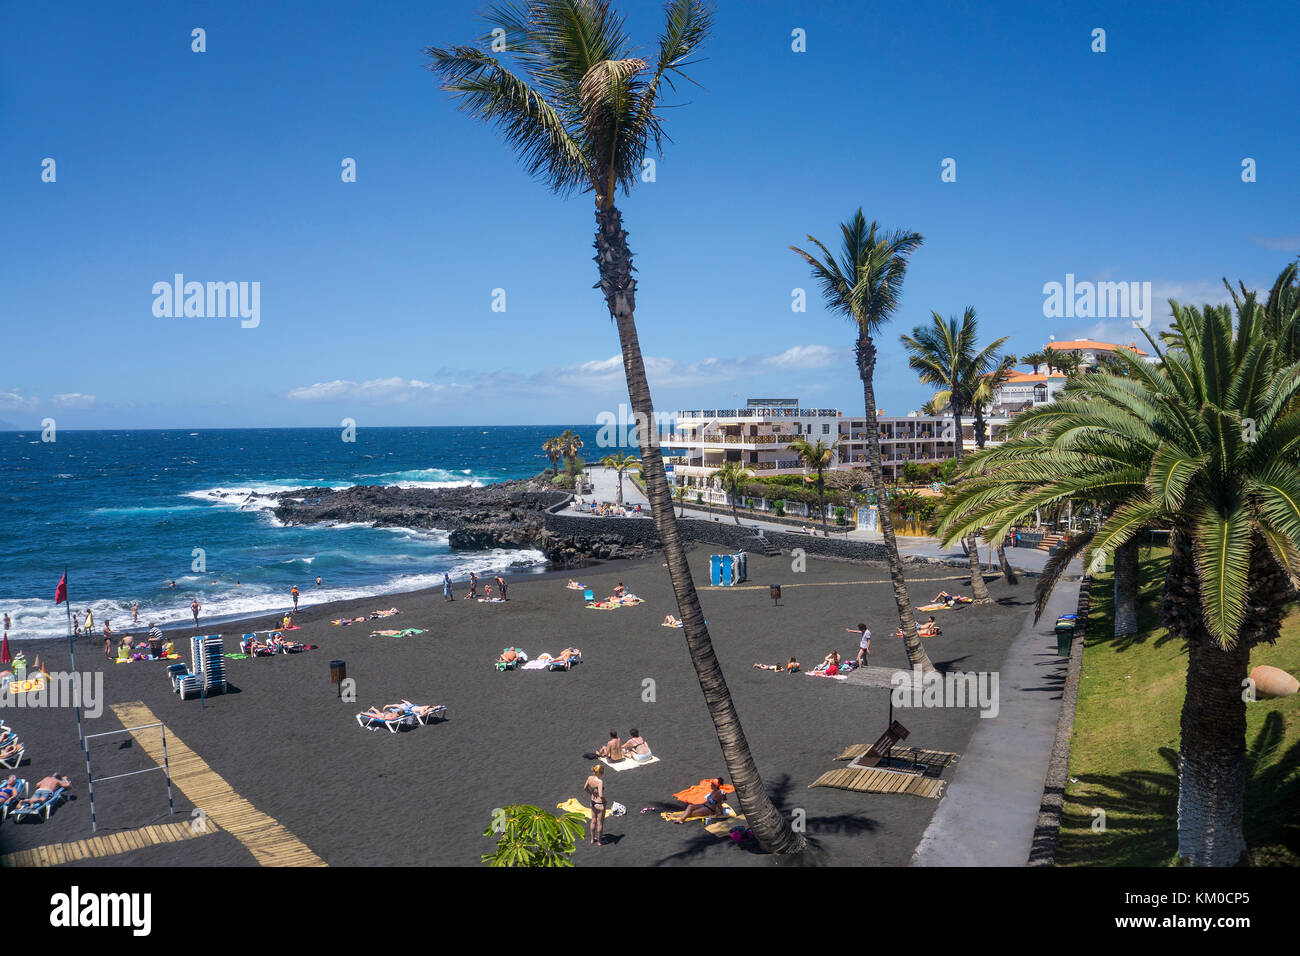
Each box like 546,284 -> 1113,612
665,398 -> 1010,493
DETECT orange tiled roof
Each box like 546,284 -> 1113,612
1049,339 -> 1149,357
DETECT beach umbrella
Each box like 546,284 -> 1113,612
0,632 -> 9,665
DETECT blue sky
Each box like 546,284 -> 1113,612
3,0 -> 1297,429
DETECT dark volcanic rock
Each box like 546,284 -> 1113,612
250,477 -> 650,566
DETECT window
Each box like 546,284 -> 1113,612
822,423 -> 830,434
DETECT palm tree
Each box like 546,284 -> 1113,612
1021,350 -> 1050,375
673,483 -> 687,517
970,355 -> 1019,585
599,451 -> 641,505
791,211 -> 934,673
934,296 -> 1300,865
427,0 -> 802,854
542,435 -> 564,476
557,429 -> 584,475
787,437 -> 837,535
899,308 -> 1004,603
711,461 -> 754,524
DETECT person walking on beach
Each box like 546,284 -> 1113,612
468,572 -> 478,599
84,608 -> 94,633
584,765 -> 607,846
291,586 -> 300,612
443,573 -> 453,602
190,598 -> 200,626
104,634 -> 113,660
2,612 -> 9,631
495,576 -> 508,601
131,602 -> 139,624
848,622 -> 871,666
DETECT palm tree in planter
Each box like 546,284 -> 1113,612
427,0 -> 802,854
599,451 -> 641,506
787,437 -> 837,535
791,210 -> 933,673
711,462 -> 754,525
899,307 -> 1004,603
934,296 -> 1300,865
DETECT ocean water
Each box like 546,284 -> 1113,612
0,426 -> 601,641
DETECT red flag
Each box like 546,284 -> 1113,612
55,571 -> 68,605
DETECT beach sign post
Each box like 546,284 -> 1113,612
54,569 -> 87,751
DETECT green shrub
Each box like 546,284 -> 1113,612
774,499 -> 785,517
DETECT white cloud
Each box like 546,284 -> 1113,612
763,345 -> 841,369
0,389 -> 37,411
1251,236 -> 1300,254
50,393 -> 96,408
544,344 -> 848,390
287,377 -> 467,404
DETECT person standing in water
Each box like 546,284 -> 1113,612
291,586 -> 300,612
131,602 -> 139,624
315,576 -> 322,587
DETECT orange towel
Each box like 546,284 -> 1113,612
673,779 -> 736,804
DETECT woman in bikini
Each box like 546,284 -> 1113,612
675,778 -> 726,823
584,765 -> 606,845
623,729 -> 653,763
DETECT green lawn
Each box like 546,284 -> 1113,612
1056,546 -> 1300,866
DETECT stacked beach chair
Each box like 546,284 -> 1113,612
708,550 -> 748,586
172,635 -> 227,700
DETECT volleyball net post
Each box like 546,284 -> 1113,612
83,721 -> 175,834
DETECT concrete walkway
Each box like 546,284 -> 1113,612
909,560 -> 1081,866
572,466 -> 649,509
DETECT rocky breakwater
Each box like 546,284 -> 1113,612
264,478 -> 652,566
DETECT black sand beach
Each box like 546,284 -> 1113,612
1,547 -> 1032,867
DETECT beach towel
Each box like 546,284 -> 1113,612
521,659 -> 549,670
807,669 -> 848,681
478,598 -> 505,603
600,754 -> 661,772
658,808 -> 742,835
225,653 -> 249,660
586,602 -> 619,610
916,603 -> 949,612
370,608 -> 401,618
661,621 -> 684,628
556,797 -> 608,820
672,780 -> 736,804
370,628 -> 427,638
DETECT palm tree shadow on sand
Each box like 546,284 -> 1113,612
651,774 -> 877,866
1059,713 -> 1300,865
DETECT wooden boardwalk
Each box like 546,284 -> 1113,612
1,820 -> 215,868
834,744 -> 960,768
110,702 -> 326,867
809,767 -> 947,799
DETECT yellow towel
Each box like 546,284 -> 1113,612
658,810 -> 744,836
557,797 -> 608,819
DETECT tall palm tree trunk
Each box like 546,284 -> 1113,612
1164,530 -> 1248,865
596,205 -> 803,854
858,333 -> 933,673
996,542 -> 1018,585
1113,537 -> 1139,636
817,474 -> 828,536
615,468 -> 624,506
950,409 -> 991,603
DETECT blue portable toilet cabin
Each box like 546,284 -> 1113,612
720,554 -> 734,586
733,551 -> 748,584
710,554 -> 723,586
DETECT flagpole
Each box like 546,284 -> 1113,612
60,567 -> 86,751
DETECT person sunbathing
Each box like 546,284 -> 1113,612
786,656 -> 801,673
753,662 -> 781,671
663,614 -> 682,627
0,774 -> 19,803
931,590 -> 956,605
611,582 -> 626,598
0,739 -> 22,761
15,773 -> 70,811
920,616 -> 942,636
496,647 -> 519,665
555,648 -> 580,663
392,700 -> 441,718
623,729 -> 654,762
674,778 -> 727,823
597,731 -> 623,760
360,705 -> 404,720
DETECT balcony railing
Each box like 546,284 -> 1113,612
676,407 -> 841,419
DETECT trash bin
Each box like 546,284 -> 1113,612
329,659 -> 346,697
1055,622 -> 1075,658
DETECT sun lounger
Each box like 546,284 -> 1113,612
548,653 -> 581,671
355,710 -> 415,733
9,785 -> 67,822
0,744 -> 26,770
410,705 -> 446,725
0,778 -> 28,822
